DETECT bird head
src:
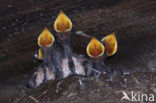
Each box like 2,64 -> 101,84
38,27 -> 55,47
101,33 -> 117,56
86,37 -> 105,58
54,10 -> 72,40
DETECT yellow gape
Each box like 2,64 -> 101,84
38,49 -> 43,60
101,33 -> 118,56
38,28 -> 55,47
54,10 -> 72,32
86,37 -> 105,58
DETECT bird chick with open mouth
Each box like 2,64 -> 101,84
28,28 -> 57,87
28,11 -> 118,88
54,11 -> 87,77
54,10 -> 72,40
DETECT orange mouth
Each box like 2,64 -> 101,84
38,28 -> 55,47
101,33 -> 118,56
54,10 -> 72,32
86,37 -> 105,58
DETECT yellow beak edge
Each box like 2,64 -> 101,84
86,37 -> 105,58
101,33 -> 118,56
38,28 -> 55,47
54,10 -> 72,32
38,48 -> 43,60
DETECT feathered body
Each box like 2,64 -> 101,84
28,11 -> 117,87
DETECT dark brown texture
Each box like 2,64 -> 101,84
0,0 -> 156,102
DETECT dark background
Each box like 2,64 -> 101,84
0,0 -> 156,103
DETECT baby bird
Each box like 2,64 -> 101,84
54,11 -> 86,77
28,28 -> 57,87
28,11 -> 118,88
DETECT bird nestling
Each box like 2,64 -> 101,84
101,32 -> 118,57
28,10 -> 118,88
54,10 -> 72,40
86,37 -> 105,59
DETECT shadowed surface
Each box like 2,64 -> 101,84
0,0 -> 156,102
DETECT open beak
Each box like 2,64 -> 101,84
54,11 -> 72,40
54,10 -> 72,32
86,37 -> 105,58
38,27 -> 55,47
38,48 -> 43,60
101,33 -> 118,56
